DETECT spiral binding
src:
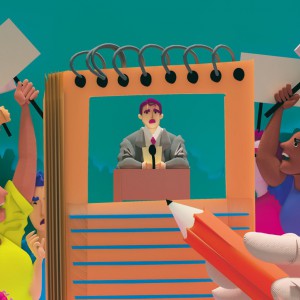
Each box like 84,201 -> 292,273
69,43 -> 245,88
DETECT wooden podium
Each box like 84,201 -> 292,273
113,169 -> 190,202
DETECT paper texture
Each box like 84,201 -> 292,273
142,146 -> 162,164
241,53 -> 300,106
0,19 -> 40,88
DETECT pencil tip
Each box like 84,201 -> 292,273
166,199 -> 172,206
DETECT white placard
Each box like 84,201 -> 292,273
241,53 -> 300,106
0,19 -> 40,88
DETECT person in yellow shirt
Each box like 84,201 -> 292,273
0,79 -> 39,300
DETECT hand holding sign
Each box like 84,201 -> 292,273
240,53 -> 300,118
14,80 -> 39,106
0,19 -> 42,124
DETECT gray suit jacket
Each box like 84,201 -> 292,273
117,129 -> 189,169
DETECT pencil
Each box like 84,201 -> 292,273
166,200 -> 287,300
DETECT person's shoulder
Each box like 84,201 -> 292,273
123,129 -> 142,141
163,129 -> 184,142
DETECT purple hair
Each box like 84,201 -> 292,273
35,171 -> 44,187
139,98 -> 162,115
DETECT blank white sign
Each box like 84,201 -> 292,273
241,53 -> 300,106
0,19 -> 40,88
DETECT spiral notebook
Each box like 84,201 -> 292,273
44,44 -> 254,300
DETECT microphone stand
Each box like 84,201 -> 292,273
148,144 -> 156,169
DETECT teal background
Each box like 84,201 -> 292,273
0,0 -> 300,188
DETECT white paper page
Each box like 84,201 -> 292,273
0,19 -> 40,88
241,53 -> 300,106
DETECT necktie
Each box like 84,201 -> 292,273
151,137 -> 156,145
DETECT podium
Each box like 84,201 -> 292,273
113,169 -> 190,202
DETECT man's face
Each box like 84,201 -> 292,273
0,186 -> 8,222
138,104 -> 163,130
280,132 -> 300,175
29,186 -> 46,234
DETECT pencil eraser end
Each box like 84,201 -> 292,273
295,44 -> 300,57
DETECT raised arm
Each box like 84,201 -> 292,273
256,84 -> 299,186
12,80 -> 39,202
0,106 -> 11,125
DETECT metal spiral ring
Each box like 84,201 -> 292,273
86,49 -> 107,79
183,44 -> 220,74
91,43 -> 127,80
70,50 -> 103,78
138,44 -> 171,77
161,45 -> 199,75
112,45 -> 144,81
211,44 -> 235,76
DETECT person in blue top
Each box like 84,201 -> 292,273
256,84 -> 300,235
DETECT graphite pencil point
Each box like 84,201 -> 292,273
166,199 -> 172,206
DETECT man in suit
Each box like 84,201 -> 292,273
117,98 -> 189,169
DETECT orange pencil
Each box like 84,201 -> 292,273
167,200 -> 288,300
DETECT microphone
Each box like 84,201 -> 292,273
148,144 -> 156,169
264,82 -> 300,118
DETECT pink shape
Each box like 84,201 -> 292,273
0,291 -> 8,300
256,192 -> 284,235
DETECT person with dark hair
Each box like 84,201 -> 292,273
117,98 -> 189,169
